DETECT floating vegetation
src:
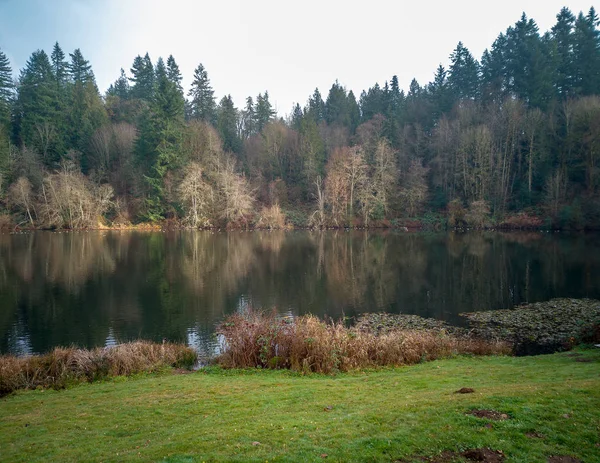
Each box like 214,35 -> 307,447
354,312 -> 465,335
461,298 -> 600,355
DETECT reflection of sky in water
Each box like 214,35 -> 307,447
7,320 -> 33,356
1,230 -> 599,356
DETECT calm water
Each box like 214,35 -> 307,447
1,230 -> 599,355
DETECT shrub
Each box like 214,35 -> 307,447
256,203 -> 287,229
0,341 -> 197,396
447,199 -> 466,228
217,311 -> 510,374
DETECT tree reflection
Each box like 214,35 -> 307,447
0,230 -> 599,355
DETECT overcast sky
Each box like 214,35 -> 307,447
0,0 -> 595,116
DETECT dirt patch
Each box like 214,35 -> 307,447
547,457 -> 582,463
395,448 -> 504,463
565,353 -> 583,357
455,387 -> 475,394
525,431 -> 544,439
574,358 -> 594,363
462,448 -> 504,462
468,409 -> 509,420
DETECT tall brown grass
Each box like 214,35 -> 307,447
0,341 -> 197,396
217,311 -> 511,373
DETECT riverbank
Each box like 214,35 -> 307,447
1,349 -> 598,462
2,208 -> 598,232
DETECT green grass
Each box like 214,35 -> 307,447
1,350 -> 599,463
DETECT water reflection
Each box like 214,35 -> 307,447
0,230 -> 599,355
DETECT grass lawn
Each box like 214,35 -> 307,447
1,349 -> 599,462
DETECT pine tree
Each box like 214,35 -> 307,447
325,80 -> 349,126
68,48 -> 94,84
505,14 -> 553,107
255,91 -> 275,132
480,33 -> 508,104
551,7 -> 576,97
389,75 -> 403,117
15,50 -> 61,160
188,63 -> 216,123
129,53 -> 155,101
0,49 -> 12,178
573,8 -> 600,96
139,56 -> 185,220
51,42 -> 68,89
306,88 -> 325,123
448,42 -> 480,100
290,103 -> 303,130
0,48 -> 13,128
67,49 -> 107,166
240,96 -> 256,139
217,95 -> 241,153
359,84 -> 385,121
107,68 -> 130,99
429,65 -> 452,116
347,90 -> 360,133
166,55 -> 183,92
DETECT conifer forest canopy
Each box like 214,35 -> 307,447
0,6 -> 600,230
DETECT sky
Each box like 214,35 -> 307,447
0,0 -> 596,116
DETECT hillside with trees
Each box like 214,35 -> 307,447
1,6 -> 599,230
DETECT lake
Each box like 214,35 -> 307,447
1,230 -> 599,356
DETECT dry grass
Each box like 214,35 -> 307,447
217,311 -> 511,373
0,341 -> 197,396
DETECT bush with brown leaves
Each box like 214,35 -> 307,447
217,311 -> 510,373
0,341 -> 197,396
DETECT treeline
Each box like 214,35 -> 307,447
0,6 -> 599,229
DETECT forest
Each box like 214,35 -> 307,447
0,6 -> 599,230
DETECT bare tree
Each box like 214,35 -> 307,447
399,159 -> 429,217
178,162 -> 214,228
218,157 -> 254,225
39,161 -> 113,229
8,176 -> 36,226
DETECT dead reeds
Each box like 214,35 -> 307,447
217,311 -> 511,373
0,341 -> 197,396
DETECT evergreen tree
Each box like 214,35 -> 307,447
389,75 -> 403,118
129,53 -> 155,101
139,56 -> 185,220
551,7 -> 576,97
67,50 -> 106,166
306,88 -> 325,123
51,42 -> 68,89
448,42 -> 480,100
360,83 -> 385,121
68,48 -> 94,84
15,50 -> 61,160
0,48 -> 13,128
0,49 -> 12,179
107,68 -> 130,99
241,96 -> 256,139
217,95 -> 241,153
480,34 -> 508,104
325,80 -> 349,126
505,14 -> 553,107
166,55 -> 183,92
573,8 -> 600,96
188,63 -> 216,123
255,91 -> 275,131
347,90 -> 361,133
429,65 -> 452,116
290,103 -> 303,130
